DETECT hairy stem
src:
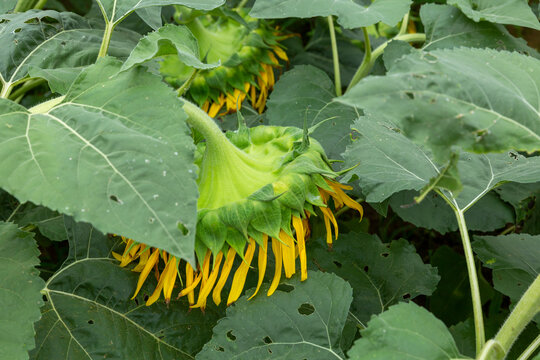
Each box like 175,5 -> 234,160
181,99 -> 228,147
97,21 -> 115,58
177,69 -> 200,96
327,16 -> 342,96
517,334 -> 540,360
454,208 -> 485,356
346,33 -> 425,92
495,275 -> 540,356
8,78 -> 46,101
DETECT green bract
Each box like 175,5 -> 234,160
195,123 -> 335,258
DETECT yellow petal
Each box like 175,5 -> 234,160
192,252 -> 224,309
163,256 -> 178,304
292,216 -> 307,281
248,234 -> 268,300
273,46 -> 288,61
131,248 -> 160,300
280,230 -> 296,278
227,239 -> 256,305
320,207 -> 333,246
132,247 -> 150,272
268,237 -> 282,296
320,207 -> 339,241
213,247 -> 237,305
178,268 -> 203,300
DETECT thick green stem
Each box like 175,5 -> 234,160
35,0 -> 47,9
97,21 -> 115,58
495,275 -> 540,357
181,99 -> 229,147
177,69 -> 200,96
454,208 -> 485,356
346,33 -> 425,92
14,0 -> 38,12
398,11 -> 410,36
327,16 -> 342,96
517,334 -> 540,360
8,78 -> 45,101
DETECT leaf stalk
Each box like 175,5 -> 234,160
327,16 -> 342,96
454,207 -> 485,356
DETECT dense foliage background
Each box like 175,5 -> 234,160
0,0 -> 539,359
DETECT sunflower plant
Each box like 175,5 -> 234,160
1,1 -> 540,360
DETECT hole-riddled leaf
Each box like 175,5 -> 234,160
0,58 -> 199,262
338,48 -> 540,161
197,271 -> 353,360
310,232 -> 439,324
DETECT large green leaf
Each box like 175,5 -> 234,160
342,115 -> 540,232
0,222 -> 45,360
342,116 -> 439,203
309,232 -> 439,324
473,234 -> 540,306
448,0 -> 540,30
0,11 -> 138,97
95,0 -> 224,25
347,302 -> 464,360
30,218 -> 222,360
121,24 -> 219,72
197,271 -> 353,360
337,48 -> 540,161
421,4 -> 540,55
266,65 -> 358,160
250,0 -> 412,28
0,58 -> 199,262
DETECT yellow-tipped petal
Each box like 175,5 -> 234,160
184,262 -> 195,305
146,262 -> 172,306
112,251 -> 122,262
208,100 -> 223,118
321,208 -> 333,245
227,239 -> 256,305
273,46 -> 288,61
268,237 -> 282,296
280,230 -> 296,278
267,51 -> 279,66
177,269 -> 203,299
213,247 -> 237,305
292,216 -> 307,281
248,234 -> 268,300
320,207 -> 339,241
163,256 -> 178,304
132,247 -> 150,272
250,84 -> 257,108
192,252 -> 224,309
131,248 -> 160,300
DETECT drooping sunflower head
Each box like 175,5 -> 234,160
160,8 -> 288,117
114,103 -> 362,309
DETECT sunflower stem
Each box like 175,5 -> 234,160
8,78 -> 46,101
453,207 -> 485,356
398,11 -> 410,36
177,68 -> 200,96
495,274 -> 540,357
327,16 -> 342,96
181,99 -> 228,148
97,21 -> 115,58
517,334 -> 540,360
346,32 -> 425,92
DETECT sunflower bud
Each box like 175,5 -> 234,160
160,9 -> 289,116
114,101 -> 362,308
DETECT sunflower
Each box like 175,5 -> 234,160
160,8 -> 289,117
113,101 -> 362,308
